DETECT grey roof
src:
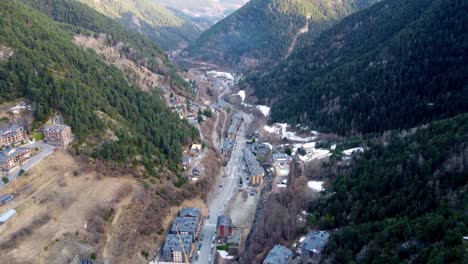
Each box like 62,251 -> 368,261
302,231 -> 330,254
162,234 -> 192,260
182,155 -> 191,164
223,137 -> 235,152
43,124 -> 70,132
217,215 -> 232,227
264,245 -> 292,264
272,153 -> 292,162
227,227 -> 241,245
227,112 -> 243,135
0,194 -> 13,203
0,148 -> 29,163
0,125 -> 24,136
171,217 -> 198,235
179,208 -> 201,218
243,148 -> 265,177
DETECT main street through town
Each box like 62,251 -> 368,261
194,112 -> 251,264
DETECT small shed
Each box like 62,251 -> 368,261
0,209 -> 16,224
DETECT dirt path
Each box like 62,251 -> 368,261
102,196 -> 131,264
212,88 -> 229,151
285,16 -> 310,58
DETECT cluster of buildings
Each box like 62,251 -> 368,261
162,208 -> 202,263
272,153 -> 293,177
243,148 -> 265,186
263,230 -> 330,264
216,215 -> 241,248
222,112 -> 243,158
0,124 -> 72,173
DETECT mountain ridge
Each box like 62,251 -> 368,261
184,0 -> 379,69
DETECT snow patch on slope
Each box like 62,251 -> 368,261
256,105 -> 271,116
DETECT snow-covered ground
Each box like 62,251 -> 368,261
298,142 -> 331,162
256,105 -> 271,116
307,181 -> 324,192
342,147 -> 364,156
263,142 -> 273,150
263,123 -> 317,142
217,250 -> 234,259
207,70 -> 235,81
237,90 -> 246,103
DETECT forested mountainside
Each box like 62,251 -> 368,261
310,114 -> 468,263
184,0 -> 378,69
0,0 -> 198,172
246,0 -> 468,135
74,0 -> 201,50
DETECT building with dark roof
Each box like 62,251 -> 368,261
179,207 -> 201,219
243,148 -> 265,186
264,245 -> 293,264
162,234 -> 193,263
227,112 -> 243,138
170,217 -> 199,240
302,230 -> 330,260
222,137 -> 235,158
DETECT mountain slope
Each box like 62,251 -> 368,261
315,114 -> 468,263
76,0 -> 201,50
184,0 -> 378,69
0,0 -> 197,171
246,0 -> 468,135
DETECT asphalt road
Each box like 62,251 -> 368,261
0,141 -> 55,188
194,113 -> 251,264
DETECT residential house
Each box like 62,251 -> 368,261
182,155 -> 191,169
0,148 -> 31,171
0,126 -> 28,147
162,234 -> 193,263
243,148 -> 265,186
302,231 -> 330,260
272,153 -> 293,177
264,245 -> 293,264
216,215 -> 233,243
43,124 -> 72,147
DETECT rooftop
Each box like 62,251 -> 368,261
302,230 -> 330,254
0,125 -> 24,136
243,148 -> 265,177
0,148 -> 30,163
217,215 -> 232,227
179,208 -> 201,218
163,233 -> 193,253
272,153 -> 292,162
264,245 -> 293,264
43,124 -> 70,132
171,217 -> 198,234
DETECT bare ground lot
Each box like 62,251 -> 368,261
0,151 -> 138,264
